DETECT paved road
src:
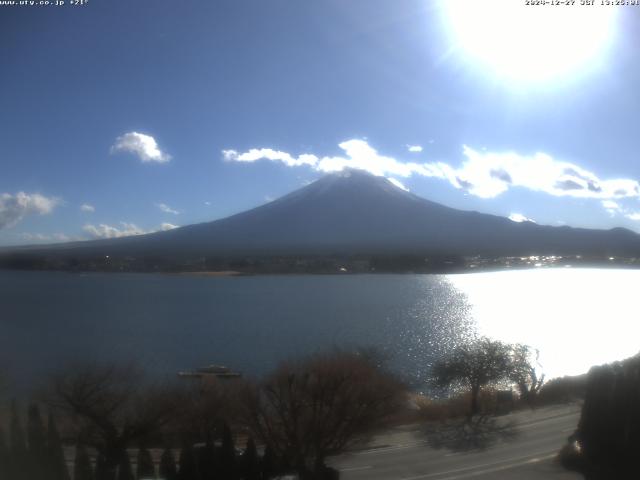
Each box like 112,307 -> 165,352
332,404 -> 583,480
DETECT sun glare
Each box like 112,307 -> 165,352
441,0 -> 617,83
449,269 -> 640,379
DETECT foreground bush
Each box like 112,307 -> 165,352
537,374 -> 586,406
241,350 -> 406,479
431,338 -> 512,418
563,354 -> 640,478
415,389 -> 504,422
0,350 -> 408,480
0,403 -> 70,480
49,363 -> 179,479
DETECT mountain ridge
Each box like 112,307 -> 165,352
2,169 -> 640,266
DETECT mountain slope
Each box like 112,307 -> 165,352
5,169 -> 640,259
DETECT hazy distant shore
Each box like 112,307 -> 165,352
2,252 -> 640,275
172,270 -> 247,277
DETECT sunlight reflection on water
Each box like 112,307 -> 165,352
1,269 -> 636,391
447,268 -> 640,379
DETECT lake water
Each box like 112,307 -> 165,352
1,269 -> 638,392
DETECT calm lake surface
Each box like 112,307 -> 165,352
1,268 -> 638,391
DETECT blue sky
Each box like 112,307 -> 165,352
2,0 -> 640,245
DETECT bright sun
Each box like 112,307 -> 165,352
441,0 -> 618,83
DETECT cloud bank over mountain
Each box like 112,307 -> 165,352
83,221 -> 179,239
224,140 -> 640,202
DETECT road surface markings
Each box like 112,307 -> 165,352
339,465 -> 373,472
516,413 -> 579,430
515,411 -> 579,427
435,453 -> 556,479
399,449 -> 557,480
353,441 -> 430,456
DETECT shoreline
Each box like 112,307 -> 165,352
4,264 -> 640,277
3,261 -> 640,277
171,270 -> 247,277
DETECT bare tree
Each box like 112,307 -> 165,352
432,338 -> 512,418
508,344 -> 545,406
173,377 -> 244,443
241,350 -> 406,479
48,363 -> 178,479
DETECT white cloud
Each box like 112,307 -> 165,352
407,145 -> 423,153
204,201 -> 212,206
508,213 -> 536,223
83,222 -> 147,239
387,177 -> 409,191
111,132 -> 171,164
0,192 -> 59,230
315,140 -> 449,178
602,200 -> 620,210
223,148 -> 318,167
20,232 -> 71,243
223,140 -> 640,202
223,140 -> 450,180
83,221 -> 180,239
599,200 -> 640,220
80,203 -> 95,213
157,203 -> 180,215
449,146 -> 640,200
602,200 -> 621,217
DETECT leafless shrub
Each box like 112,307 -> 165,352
240,350 -> 406,476
509,344 -> 545,406
171,376 -> 247,443
431,338 -> 512,418
47,362 -> 179,476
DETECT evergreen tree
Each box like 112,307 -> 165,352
195,441 -> 215,480
116,452 -> 134,480
136,445 -> 156,479
47,413 -> 71,480
27,404 -> 47,479
278,453 -> 292,477
178,444 -> 197,480
73,444 -> 94,480
240,438 -> 260,480
10,400 -> 28,480
95,453 -> 114,480
159,448 -> 178,480
0,425 -> 9,480
260,445 -> 277,480
219,424 -> 237,480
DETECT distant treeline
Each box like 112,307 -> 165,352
2,251 -> 638,274
0,253 -> 466,274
